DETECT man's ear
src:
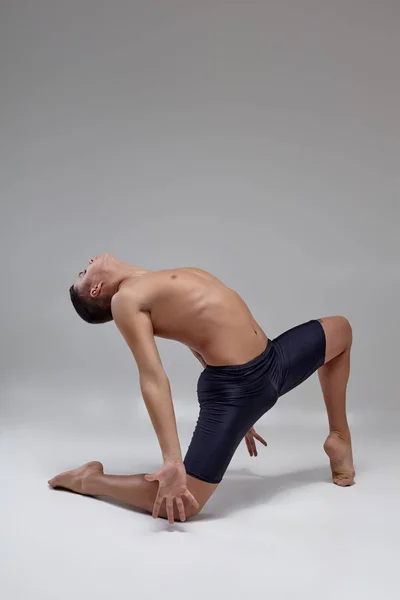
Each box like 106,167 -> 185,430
90,282 -> 103,298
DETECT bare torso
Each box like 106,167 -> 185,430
118,267 -> 268,366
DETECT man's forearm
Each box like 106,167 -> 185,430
140,375 -> 182,462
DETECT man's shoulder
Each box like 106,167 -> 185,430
112,267 -> 222,309
111,283 -> 143,307
111,272 -> 162,313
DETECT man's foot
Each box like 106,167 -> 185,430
324,432 -> 355,487
48,461 -> 104,495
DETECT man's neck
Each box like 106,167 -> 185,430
115,263 -> 150,291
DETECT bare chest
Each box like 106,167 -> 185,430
149,285 -> 218,347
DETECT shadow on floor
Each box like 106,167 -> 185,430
196,465 -> 331,520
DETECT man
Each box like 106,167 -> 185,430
48,253 -> 355,524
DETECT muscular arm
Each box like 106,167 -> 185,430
112,292 -> 182,462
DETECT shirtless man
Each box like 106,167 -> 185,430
48,253 -> 355,523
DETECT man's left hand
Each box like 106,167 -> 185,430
245,427 -> 267,457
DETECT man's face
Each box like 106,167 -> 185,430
74,253 -> 114,293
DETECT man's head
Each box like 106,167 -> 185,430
69,253 -> 120,324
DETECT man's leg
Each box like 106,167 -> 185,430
318,316 -> 355,486
48,462 -> 217,520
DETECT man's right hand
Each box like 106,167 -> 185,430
245,427 -> 267,457
145,460 -> 199,524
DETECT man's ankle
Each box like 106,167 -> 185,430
81,473 -> 101,495
329,428 -> 351,443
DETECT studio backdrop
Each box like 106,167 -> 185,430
1,0 -> 398,430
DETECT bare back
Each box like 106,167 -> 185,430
117,267 -> 268,366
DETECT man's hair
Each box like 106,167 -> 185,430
69,285 -> 113,324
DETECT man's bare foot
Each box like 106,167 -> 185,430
324,432 -> 355,487
48,461 -> 104,495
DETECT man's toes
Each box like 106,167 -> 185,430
48,474 -> 64,488
333,475 -> 355,487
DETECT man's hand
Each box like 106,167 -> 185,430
145,460 -> 199,524
245,427 -> 267,457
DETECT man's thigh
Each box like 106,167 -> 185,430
272,318 -> 327,396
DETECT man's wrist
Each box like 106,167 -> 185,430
163,453 -> 183,463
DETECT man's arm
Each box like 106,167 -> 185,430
112,292 -> 182,462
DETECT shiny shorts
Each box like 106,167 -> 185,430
184,319 -> 326,484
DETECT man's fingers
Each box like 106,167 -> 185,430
252,438 -> 258,457
184,490 -> 199,510
152,493 -> 164,519
245,436 -> 252,456
254,433 -> 267,446
145,473 -> 157,482
176,497 -> 186,522
166,498 -> 174,524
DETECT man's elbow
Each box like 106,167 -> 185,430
140,372 -> 170,399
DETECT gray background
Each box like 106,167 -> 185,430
1,2 -> 399,599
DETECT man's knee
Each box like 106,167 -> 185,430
336,316 -> 353,347
186,504 -> 203,520
319,315 -> 352,362
320,316 -> 352,344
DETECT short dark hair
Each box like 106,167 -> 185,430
69,285 -> 113,324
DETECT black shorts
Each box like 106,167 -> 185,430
184,319 -> 326,484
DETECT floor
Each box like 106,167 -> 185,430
1,406 -> 399,600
